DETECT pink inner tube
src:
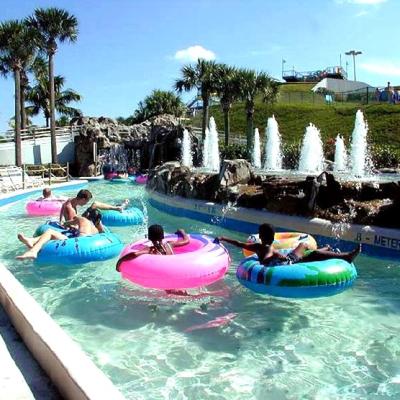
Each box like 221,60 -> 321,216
26,199 -> 65,216
118,234 -> 230,289
135,175 -> 148,184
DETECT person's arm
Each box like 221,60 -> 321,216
62,202 -> 77,222
218,236 -> 261,252
96,221 -> 105,234
272,249 -> 288,260
63,215 -> 81,227
170,229 -> 190,248
116,249 -> 149,271
92,201 -> 123,212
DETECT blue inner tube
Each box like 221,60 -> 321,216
34,222 -> 123,266
237,256 -> 357,298
109,178 -> 130,184
101,207 -> 144,227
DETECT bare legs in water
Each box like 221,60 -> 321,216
291,243 -> 361,264
16,229 -> 68,260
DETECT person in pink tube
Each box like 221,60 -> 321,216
116,224 -> 189,271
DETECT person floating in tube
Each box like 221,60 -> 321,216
16,208 -> 104,260
216,223 -> 361,267
116,224 -> 190,295
116,224 -> 189,271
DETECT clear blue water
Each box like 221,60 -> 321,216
1,181 -> 400,400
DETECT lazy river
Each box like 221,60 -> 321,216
1,181 -> 399,399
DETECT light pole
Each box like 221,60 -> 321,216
281,58 -> 286,79
345,50 -> 362,81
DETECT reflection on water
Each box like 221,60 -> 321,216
0,182 -> 399,399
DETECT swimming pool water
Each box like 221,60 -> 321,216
1,182 -> 400,400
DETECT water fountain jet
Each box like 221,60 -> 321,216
264,115 -> 283,171
181,128 -> 193,168
298,123 -> 324,174
252,128 -> 261,169
350,110 -> 372,177
202,117 -> 220,172
334,135 -> 348,172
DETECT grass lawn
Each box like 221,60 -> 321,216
192,102 -> 400,149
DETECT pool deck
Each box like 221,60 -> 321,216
0,305 -> 61,400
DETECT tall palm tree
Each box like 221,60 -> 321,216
26,74 -> 81,127
0,20 -> 37,166
27,7 -> 78,163
20,55 -> 47,129
237,69 -> 279,153
175,59 -> 219,139
214,64 -> 241,146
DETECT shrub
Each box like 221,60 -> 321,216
371,144 -> 400,169
220,143 -> 248,160
282,142 -> 301,169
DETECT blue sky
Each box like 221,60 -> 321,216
1,0 -> 398,131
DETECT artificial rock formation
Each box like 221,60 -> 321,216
147,160 -> 400,229
72,114 -> 199,176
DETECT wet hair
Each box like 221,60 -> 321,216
76,189 -> 93,200
148,224 -> 164,242
42,188 -> 51,198
82,207 -> 102,225
258,223 -> 275,245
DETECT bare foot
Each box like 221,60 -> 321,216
16,250 -> 38,260
345,244 -> 362,263
17,233 -> 35,249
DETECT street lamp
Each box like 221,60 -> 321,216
345,50 -> 362,81
281,58 -> 286,79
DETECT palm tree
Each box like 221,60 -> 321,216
237,69 -> 279,153
175,59 -> 219,139
0,20 -> 37,166
27,7 -> 78,163
214,64 -> 241,146
20,56 -> 47,129
26,74 -> 81,127
133,90 -> 186,123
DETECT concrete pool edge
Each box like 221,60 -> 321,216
147,189 -> 400,259
0,264 -> 125,400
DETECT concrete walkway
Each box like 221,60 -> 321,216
0,305 -> 62,400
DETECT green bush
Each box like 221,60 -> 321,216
220,143 -> 248,160
282,142 -> 301,169
371,145 -> 400,169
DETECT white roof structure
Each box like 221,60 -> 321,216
312,78 -> 373,93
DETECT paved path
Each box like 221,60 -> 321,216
0,305 -> 62,400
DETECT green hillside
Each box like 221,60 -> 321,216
194,102 -> 400,149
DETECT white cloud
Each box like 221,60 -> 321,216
360,61 -> 400,76
174,45 -> 216,62
336,0 -> 387,4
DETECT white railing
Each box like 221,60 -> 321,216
0,126 -> 82,142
